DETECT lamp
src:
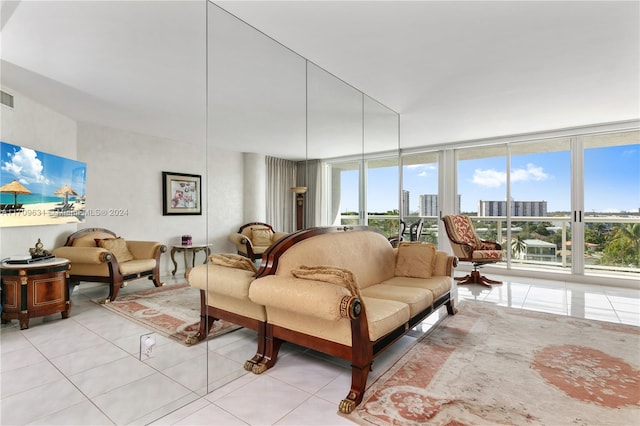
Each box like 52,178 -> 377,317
291,186 -> 307,230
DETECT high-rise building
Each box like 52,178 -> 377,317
419,194 -> 461,216
478,200 -> 548,216
402,190 -> 410,217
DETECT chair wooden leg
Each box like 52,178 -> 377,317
455,270 -> 502,287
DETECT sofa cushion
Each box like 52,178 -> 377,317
251,226 -> 274,246
292,265 -> 360,297
262,296 -> 409,345
190,263 -> 256,300
395,242 -> 437,278
382,275 -> 452,300
209,253 -> 257,273
119,259 -> 156,275
97,238 -> 134,262
361,284 -> 433,316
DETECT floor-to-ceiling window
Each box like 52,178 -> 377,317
401,152 -> 440,243
456,145 -> 508,251
365,156 -> 399,237
581,130 -> 640,278
509,138 -> 572,270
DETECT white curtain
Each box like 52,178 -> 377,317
266,156 -> 296,233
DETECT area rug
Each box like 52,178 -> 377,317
350,301 -> 640,425
95,283 -> 241,345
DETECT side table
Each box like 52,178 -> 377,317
170,244 -> 212,277
1,257 -> 72,329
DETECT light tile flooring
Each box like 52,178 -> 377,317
1,275 -> 638,425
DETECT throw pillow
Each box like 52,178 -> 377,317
251,227 -> 274,246
395,241 -> 437,278
209,253 -> 257,273
97,237 -> 134,263
291,265 -> 360,298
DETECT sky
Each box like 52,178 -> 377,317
341,143 -> 639,215
0,142 -> 87,201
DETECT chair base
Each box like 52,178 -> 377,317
455,270 -> 502,287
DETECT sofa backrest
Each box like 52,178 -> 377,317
67,229 -> 117,247
270,228 -> 396,289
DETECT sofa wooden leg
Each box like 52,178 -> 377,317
185,315 -> 216,346
253,327 -> 283,374
446,298 -> 458,315
339,363 -> 371,414
106,277 -> 124,302
149,273 -> 164,288
244,322 -> 267,371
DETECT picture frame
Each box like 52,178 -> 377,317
162,171 -> 201,215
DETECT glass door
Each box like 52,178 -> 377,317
582,130 -> 640,278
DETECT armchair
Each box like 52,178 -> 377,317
51,228 -> 166,302
229,222 -> 288,261
442,215 -> 503,286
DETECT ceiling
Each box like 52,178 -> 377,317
1,1 -> 638,155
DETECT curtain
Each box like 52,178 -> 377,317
266,156 -> 296,233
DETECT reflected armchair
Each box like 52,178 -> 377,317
51,228 -> 166,302
441,215 -> 503,286
229,222 -> 289,261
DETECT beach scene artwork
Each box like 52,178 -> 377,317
0,142 -> 87,227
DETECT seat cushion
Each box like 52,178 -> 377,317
361,284 -> 433,316
381,275 -> 452,300
472,250 -> 503,261
119,259 -> 156,275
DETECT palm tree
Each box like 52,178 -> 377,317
604,223 -> 640,267
511,235 -> 526,260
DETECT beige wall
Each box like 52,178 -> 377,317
1,88 -> 247,276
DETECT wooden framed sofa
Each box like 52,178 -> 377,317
51,228 -> 166,302
228,222 -> 289,261
187,225 -> 457,413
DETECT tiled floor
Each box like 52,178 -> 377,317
1,275 -> 638,425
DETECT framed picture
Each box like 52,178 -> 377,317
162,171 -> 201,215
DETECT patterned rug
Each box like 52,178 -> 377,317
96,283 -> 241,345
350,301 -> 640,425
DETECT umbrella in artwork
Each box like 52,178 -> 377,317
0,180 -> 31,205
54,184 -> 78,204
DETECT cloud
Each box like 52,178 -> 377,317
1,147 -> 50,184
512,163 -> 549,182
407,164 -> 436,177
472,169 -> 506,187
472,163 -> 549,188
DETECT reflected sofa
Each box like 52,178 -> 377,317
188,226 -> 457,414
52,228 -> 166,302
228,222 -> 288,261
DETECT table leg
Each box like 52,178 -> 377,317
170,247 -> 179,276
183,250 -> 189,276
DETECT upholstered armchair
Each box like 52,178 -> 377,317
51,228 -> 166,302
441,215 -> 503,286
229,222 -> 288,261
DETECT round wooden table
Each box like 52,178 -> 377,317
1,257 -> 71,329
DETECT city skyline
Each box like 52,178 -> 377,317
341,143 -> 639,215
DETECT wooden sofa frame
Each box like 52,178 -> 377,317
251,226 -> 458,413
60,228 -> 166,302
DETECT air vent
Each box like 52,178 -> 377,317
1,90 -> 14,108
